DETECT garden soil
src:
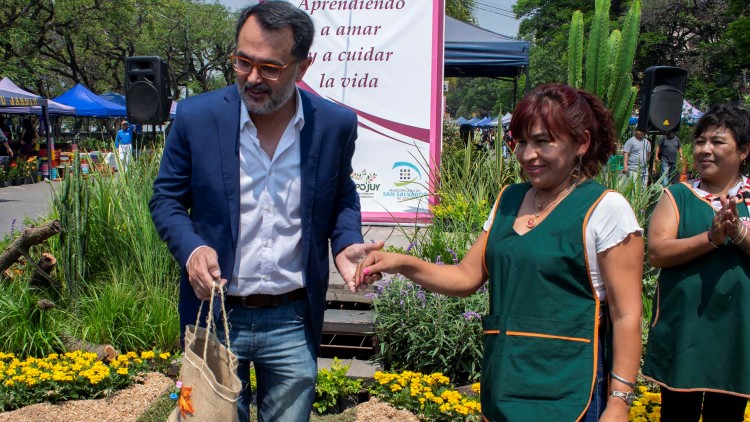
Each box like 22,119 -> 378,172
0,373 -> 418,422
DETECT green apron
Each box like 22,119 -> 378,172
643,182 -> 750,396
482,180 -> 609,421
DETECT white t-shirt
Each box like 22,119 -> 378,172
482,191 -> 643,300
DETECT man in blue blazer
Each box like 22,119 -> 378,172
149,2 -> 382,421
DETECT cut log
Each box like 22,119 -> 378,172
0,220 -> 62,276
30,253 -> 58,288
60,334 -> 119,363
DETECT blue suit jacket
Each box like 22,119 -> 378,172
149,85 -> 363,348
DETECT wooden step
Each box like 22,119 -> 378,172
323,309 -> 374,335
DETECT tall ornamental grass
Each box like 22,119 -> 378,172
0,148 -> 183,357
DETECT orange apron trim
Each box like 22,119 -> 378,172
505,331 -> 591,343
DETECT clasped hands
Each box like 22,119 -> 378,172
709,195 -> 745,246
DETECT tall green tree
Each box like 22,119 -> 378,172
446,0 -> 477,24
637,0 -> 747,107
0,0 -> 236,97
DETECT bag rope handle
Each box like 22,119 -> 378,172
194,282 -> 233,362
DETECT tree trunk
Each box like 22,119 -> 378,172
30,253 -> 58,288
60,334 -> 119,363
0,220 -> 61,276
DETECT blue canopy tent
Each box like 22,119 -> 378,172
473,117 -> 492,127
455,116 -> 470,125
444,16 -> 531,105
53,84 -> 126,117
99,92 -> 126,107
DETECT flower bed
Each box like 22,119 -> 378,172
370,370 -> 481,421
0,350 -> 172,412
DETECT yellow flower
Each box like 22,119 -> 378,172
159,352 -> 171,360
117,367 -> 128,375
471,382 -> 481,394
4,379 -> 13,387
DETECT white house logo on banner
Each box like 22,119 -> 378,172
289,0 -> 444,223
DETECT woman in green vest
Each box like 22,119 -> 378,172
644,104 -> 750,421
355,84 -> 644,421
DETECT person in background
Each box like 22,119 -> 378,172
19,118 -> 38,157
356,83 -> 643,422
623,129 -> 651,185
643,104 -> 750,422
653,131 -> 683,186
114,120 -> 134,171
149,2 -> 381,420
0,127 -> 12,157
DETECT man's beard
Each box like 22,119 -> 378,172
238,77 -> 296,115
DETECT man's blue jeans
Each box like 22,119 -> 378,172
217,298 -> 317,422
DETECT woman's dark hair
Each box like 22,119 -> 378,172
693,104 -> 750,149
509,83 -> 617,177
235,1 -> 315,61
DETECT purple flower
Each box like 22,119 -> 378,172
447,248 -> 458,264
10,218 -> 16,237
415,288 -> 426,305
435,255 -> 444,265
364,292 -> 377,299
463,311 -> 482,321
405,242 -> 416,254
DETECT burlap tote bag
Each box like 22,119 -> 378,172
169,285 -> 242,421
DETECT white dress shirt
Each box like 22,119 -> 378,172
228,89 -> 306,296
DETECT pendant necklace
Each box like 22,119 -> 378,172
527,181 -> 579,229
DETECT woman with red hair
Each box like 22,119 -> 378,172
356,83 -> 643,421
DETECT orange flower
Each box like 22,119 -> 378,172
179,386 -> 194,418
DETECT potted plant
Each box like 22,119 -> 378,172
23,157 -> 37,184
0,162 -> 8,187
8,160 -> 22,185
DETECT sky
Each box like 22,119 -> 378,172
216,0 -> 521,37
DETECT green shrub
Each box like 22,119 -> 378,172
369,275 -> 487,384
314,358 -> 362,414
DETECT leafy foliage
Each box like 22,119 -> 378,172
0,0 -> 235,98
370,275 -> 488,384
314,358 -> 362,414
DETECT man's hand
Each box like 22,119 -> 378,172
335,241 -> 385,292
186,247 -> 226,300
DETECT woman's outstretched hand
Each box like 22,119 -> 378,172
353,251 -> 405,290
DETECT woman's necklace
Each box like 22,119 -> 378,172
526,181 -> 579,229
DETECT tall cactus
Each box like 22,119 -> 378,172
568,11 -> 584,89
54,152 -> 90,299
584,0 -> 611,98
568,0 -> 641,136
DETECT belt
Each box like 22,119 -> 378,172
225,288 -> 307,308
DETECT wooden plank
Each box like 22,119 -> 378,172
323,309 -> 374,334
325,286 -> 373,304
